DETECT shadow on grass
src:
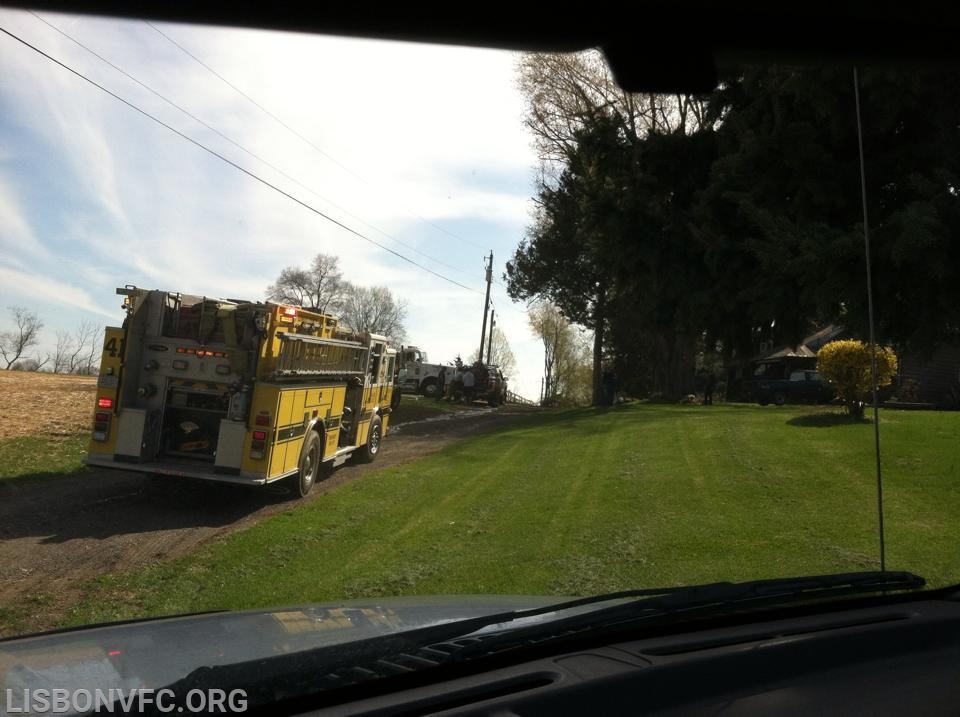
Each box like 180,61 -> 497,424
787,412 -> 872,428
504,403 -> 668,433
0,467 -> 296,543
502,400 -> 793,437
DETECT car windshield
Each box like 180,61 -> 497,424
2,5 -> 959,705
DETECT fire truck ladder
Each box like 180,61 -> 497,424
272,333 -> 369,379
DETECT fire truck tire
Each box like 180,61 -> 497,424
421,378 -> 439,398
297,430 -> 322,497
357,415 -> 382,463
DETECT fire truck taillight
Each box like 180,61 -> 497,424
250,430 -> 268,460
97,397 -> 113,409
93,411 -> 111,441
255,412 -> 270,426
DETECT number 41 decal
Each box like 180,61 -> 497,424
104,337 -> 126,358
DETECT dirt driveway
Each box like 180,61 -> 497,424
0,404 -> 536,635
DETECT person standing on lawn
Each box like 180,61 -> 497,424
462,366 -> 476,403
602,368 -> 618,406
704,372 -> 717,406
436,365 -> 447,401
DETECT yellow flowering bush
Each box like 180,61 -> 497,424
816,340 -> 898,417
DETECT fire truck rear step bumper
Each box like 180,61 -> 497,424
83,454 -> 293,485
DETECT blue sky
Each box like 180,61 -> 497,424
0,9 -> 545,398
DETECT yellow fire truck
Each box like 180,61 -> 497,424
84,286 -> 396,496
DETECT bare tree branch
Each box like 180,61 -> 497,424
469,328 -> 516,375
0,306 -> 43,370
528,301 -> 591,405
339,284 -> 408,343
518,51 -> 712,167
265,253 -> 346,313
54,330 -> 74,374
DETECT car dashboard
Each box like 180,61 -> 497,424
296,594 -> 960,716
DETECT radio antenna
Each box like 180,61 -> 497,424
853,66 -> 886,572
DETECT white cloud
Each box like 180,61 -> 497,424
0,176 -> 50,268
0,265 -> 115,318
0,10 -> 546,397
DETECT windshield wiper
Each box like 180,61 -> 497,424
152,571 -> 922,714
473,570 -> 926,635
450,570 -> 925,655
541,569 -> 927,625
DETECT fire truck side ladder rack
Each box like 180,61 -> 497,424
271,333 -> 368,379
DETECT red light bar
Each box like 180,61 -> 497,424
252,430 -> 267,441
97,397 -> 113,409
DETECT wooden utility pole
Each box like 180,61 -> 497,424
478,252 -> 493,361
486,310 -> 495,364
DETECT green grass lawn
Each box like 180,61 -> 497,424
0,435 -> 88,481
58,403 -> 960,630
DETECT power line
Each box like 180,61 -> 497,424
0,25 -> 482,294
143,23 -> 364,182
30,11 -> 479,281
144,20 -> 488,251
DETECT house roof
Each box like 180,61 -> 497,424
764,345 -> 817,359
753,324 -> 845,362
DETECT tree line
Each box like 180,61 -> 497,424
507,54 -> 960,404
0,306 -> 100,374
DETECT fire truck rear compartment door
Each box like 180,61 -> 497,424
115,409 -> 147,458
215,420 -> 247,470
269,390 -> 300,477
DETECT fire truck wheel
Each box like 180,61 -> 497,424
357,415 -> 382,463
421,379 -> 439,398
297,431 -> 322,497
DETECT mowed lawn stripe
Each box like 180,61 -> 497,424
341,436 -> 538,596
56,403 -> 960,632
881,410 -> 960,581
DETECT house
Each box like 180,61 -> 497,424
898,344 -> 960,408
727,323 -> 960,408
726,325 -> 844,401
